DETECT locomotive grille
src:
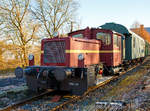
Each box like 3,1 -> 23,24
43,41 -> 65,63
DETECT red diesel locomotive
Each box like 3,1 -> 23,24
15,27 -> 123,95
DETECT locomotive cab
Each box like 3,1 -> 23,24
91,29 -> 122,75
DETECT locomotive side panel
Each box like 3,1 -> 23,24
68,37 -> 100,68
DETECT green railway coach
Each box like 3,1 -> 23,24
100,23 -> 145,61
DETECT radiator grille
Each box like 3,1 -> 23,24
44,41 -> 65,63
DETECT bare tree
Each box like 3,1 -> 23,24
31,0 -> 79,38
0,0 -> 40,67
0,41 -> 5,62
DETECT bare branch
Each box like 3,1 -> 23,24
20,0 -> 29,23
0,0 -> 40,66
32,0 -> 79,38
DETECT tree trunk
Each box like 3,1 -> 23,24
22,46 -> 28,67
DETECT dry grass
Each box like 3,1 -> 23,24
102,68 -> 147,100
0,68 -> 15,75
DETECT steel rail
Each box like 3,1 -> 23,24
50,76 -> 117,111
50,62 -> 145,111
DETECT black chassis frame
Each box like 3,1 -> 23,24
24,65 -> 98,95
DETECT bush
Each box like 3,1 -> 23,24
0,68 -> 16,75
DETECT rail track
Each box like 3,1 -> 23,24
0,77 -> 118,111
51,58 -> 150,111
0,90 -> 53,111
0,58 -> 149,111
50,62 -> 142,111
61,59 -> 150,111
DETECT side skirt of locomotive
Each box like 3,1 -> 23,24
24,64 -> 103,95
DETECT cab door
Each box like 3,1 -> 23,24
113,34 -> 122,66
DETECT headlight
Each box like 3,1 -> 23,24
78,53 -> 84,60
28,54 -> 34,60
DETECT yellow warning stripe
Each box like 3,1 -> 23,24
41,50 -> 120,54
65,50 -> 120,53
65,50 -> 99,53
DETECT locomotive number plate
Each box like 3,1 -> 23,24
69,82 -> 79,86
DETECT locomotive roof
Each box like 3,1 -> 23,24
69,27 -> 123,37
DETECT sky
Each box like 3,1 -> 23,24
77,0 -> 150,29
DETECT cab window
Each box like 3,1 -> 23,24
114,35 -> 119,47
96,32 -> 111,45
72,34 -> 83,38
114,34 -> 121,49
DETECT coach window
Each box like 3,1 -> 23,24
133,37 -> 135,48
96,32 -> 111,45
72,34 -> 83,38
